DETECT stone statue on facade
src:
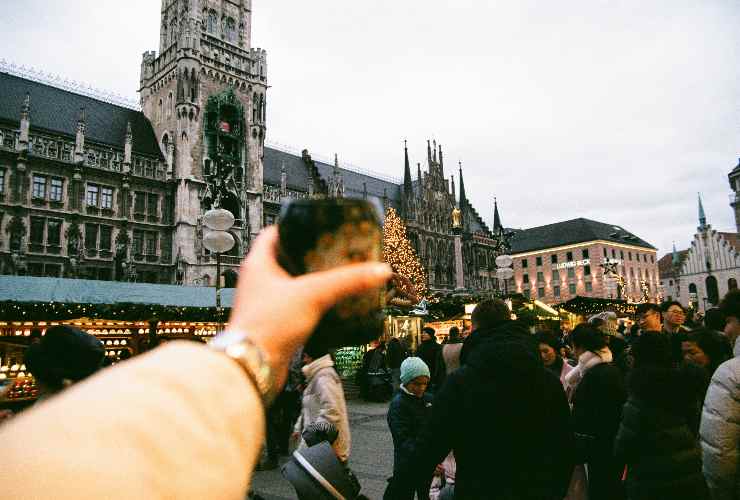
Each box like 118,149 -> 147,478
451,206 -> 462,229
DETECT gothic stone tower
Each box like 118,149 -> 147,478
139,0 -> 267,285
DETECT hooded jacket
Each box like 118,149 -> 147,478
295,354 -> 351,462
700,337 -> 740,500
388,321 -> 575,500
387,387 -> 434,476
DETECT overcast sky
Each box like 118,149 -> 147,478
1,0 -> 738,256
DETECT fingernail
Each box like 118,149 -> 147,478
371,263 -> 393,277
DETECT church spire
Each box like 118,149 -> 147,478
458,161 -> 467,210
438,144 -> 444,175
672,241 -> 680,266
698,192 -> 707,228
403,139 -> 413,198
427,139 -> 432,166
493,197 -> 502,231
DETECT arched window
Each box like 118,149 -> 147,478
225,17 -> 236,43
729,278 -> 738,291
207,10 -> 217,34
162,133 -> 169,157
167,93 -> 173,117
252,92 -> 258,123
262,95 -> 267,121
158,99 -> 163,122
706,276 -> 720,305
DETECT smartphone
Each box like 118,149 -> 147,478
278,198 -> 385,348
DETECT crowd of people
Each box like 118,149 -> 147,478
377,296 -> 739,500
0,227 -> 738,500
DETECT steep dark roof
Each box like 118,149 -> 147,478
313,158 -> 401,205
0,71 -> 162,158
510,218 -> 655,254
263,147 -> 312,191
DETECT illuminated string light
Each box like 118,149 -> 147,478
383,207 -> 428,298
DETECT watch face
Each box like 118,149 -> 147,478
210,329 -> 246,350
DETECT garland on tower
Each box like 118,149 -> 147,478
383,207 -> 428,299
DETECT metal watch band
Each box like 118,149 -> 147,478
210,330 -> 277,407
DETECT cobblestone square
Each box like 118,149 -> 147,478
251,400 -> 393,500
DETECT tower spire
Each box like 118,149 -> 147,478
403,139 -> 413,197
493,197 -> 502,231
427,139 -> 432,166
698,192 -> 707,228
672,241 -> 680,266
458,161 -> 467,210
438,144 -> 444,175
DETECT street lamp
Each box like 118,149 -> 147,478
495,254 -> 514,296
203,209 -> 236,308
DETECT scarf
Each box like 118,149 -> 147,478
564,347 -> 613,399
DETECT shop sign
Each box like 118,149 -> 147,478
553,259 -> 590,270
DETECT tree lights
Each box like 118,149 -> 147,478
383,208 -> 428,299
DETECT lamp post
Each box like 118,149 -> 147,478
495,254 -> 514,296
203,209 -> 236,308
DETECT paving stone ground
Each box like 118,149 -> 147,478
250,399 -> 393,500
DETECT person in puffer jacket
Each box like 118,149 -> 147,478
700,290 -> 740,500
615,332 -> 709,500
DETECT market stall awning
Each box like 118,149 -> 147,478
0,276 -> 235,308
556,296 -> 636,316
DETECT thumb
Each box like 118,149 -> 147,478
295,262 -> 393,313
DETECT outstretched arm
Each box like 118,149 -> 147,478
0,227 -> 392,499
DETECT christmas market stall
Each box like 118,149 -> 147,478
0,275 -> 234,409
556,296 -> 636,331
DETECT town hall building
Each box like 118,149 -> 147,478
0,0 -> 505,292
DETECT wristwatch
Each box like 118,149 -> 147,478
209,330 -> 278,407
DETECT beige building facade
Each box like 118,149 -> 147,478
510,219 -> 659,305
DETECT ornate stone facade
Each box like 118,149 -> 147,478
0,1 -> 504,292
139,0 -> 267,286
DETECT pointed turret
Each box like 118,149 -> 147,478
438,144 -> 444,174
672,242 -> 680,267
458,161 -> 468,209
18,93 -> 30,151
493,197 -> 502,232
74,107 -> 86,163
280,160 -> 287,196
417,163 -> 422,185
403,140 -> 413,198
433,140 -> 438,164
427,140 -> 432,166
329,153 -> 344,198
451,176 -> 456,202
698,192 -> 707,228
123,121 -> 133,171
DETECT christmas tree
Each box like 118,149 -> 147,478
383,207 -> 428,299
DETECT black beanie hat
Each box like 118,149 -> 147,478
25,325 -> 105,390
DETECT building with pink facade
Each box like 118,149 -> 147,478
509,218 -> 659,305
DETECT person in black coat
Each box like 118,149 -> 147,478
416,328 -> 443,393
568,324 -> 627,500
387,299 -> 575,500
614,332 -> 709,500
385,357 -> 434,500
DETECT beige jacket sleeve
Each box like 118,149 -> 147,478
0,342 -> 265,500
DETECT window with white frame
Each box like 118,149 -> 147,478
32,174 -> 47,199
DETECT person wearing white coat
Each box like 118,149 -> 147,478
700,290 -> 740,500
294,343 -> 351,463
